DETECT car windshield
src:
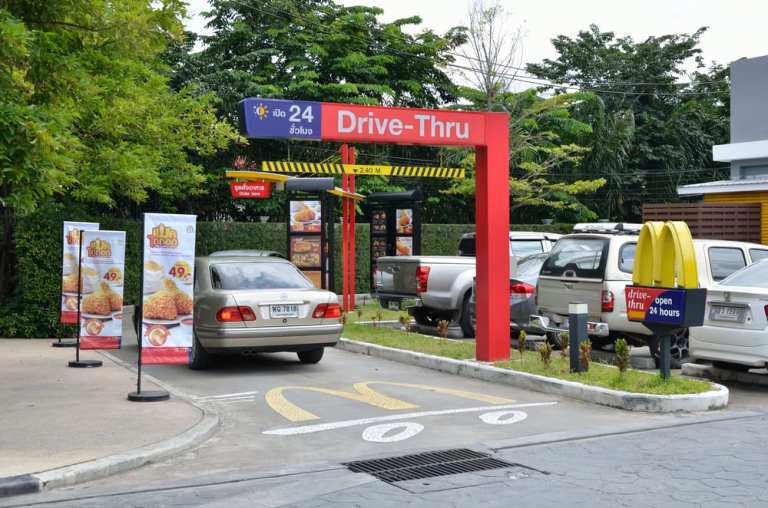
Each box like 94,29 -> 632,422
540,237 -> 608,278
510,240 -> 544,257
516,254 -> 548,277
718,259 -> 768,288
210,262 -> 313,290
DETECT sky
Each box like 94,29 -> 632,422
183,0 -> 768,77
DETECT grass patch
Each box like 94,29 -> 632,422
346,302 -> 408,323
341,324 -> 712,395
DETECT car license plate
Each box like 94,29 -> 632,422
270,304 -> 299,318
387,300 -> 400,311
710,305 -> 745,323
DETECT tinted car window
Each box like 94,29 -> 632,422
618,243 -> 636,273
510,240 -> 544,257
750,249 -> 768,262
210,262 -> 313,290
516,254 -> 548,277
457,237 -> 476,256
719,259 -> 768,288
709,247 -> 747,281
540,238 -> 608,278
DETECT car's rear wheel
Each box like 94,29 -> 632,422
459,291 -> 475,338
298,348 -> 324,364
189,333 -> 211,370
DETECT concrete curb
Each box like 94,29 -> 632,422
0,352 -> 220,498
683,362 -> 768,386
338,338 -> 729,413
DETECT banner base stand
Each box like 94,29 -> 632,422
128,390 -> 169,402
52,340 -> 77,348
68,360 -> 103,368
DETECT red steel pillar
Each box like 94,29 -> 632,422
341,144 -> 350,310
348,147 -> 356,311
474,113 -> 510,361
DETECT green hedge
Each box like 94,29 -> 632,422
0,206 -> 570,338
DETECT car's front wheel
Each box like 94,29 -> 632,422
189,333 -> 211,370
647,328 -> 690,369
298,348 -> 325,364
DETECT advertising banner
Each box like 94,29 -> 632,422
79,230 -> 126,349
61,221 -> 100,324
140,213 -> 197,365
289,200 -> 321,233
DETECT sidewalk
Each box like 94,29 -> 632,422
0,339 -> 210,492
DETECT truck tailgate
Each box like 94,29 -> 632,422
537,275 -> 604,319
376,257 -> 421,296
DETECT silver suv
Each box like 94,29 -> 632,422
531,224 -> 768,364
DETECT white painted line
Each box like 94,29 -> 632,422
219,398 -> 258,404
194,391 -> 260,401
363,422 -> 424,443
263,402 -> 557,436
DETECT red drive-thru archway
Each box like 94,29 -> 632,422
239,99 -> 510,361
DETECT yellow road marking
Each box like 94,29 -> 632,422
265,382 -> 514,423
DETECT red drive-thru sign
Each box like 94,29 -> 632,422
230,181 -> 271,199
321,103 -> 486,146
238,98 -> 510,361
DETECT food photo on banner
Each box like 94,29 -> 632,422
79,230 -> 126,349
290,200 -> 321,233
140,213 -> 197,365
60,221 -> 100,324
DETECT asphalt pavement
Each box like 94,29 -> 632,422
3,343 -> 767,507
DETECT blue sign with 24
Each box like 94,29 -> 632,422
238,98 -> 322,140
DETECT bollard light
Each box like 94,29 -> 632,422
568,303 -> 588,373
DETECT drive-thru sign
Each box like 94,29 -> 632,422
239,98 -> 510,361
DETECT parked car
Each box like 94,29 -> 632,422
191,255 -> 342,369
531,224 -> 768,363
469,252 -> 551,338
375,232 -> 562,337
208,250 -> 286,259
690,259 -> 768,370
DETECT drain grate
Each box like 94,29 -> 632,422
344,448 -> 516,483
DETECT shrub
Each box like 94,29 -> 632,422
559,331 -> 569,357
615,338 -> 631,373
538,341 -> 553,368
579,339 -> 592,371
436,319 -> 450,338
517,330 -> 527,362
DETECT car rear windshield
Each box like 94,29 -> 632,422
540,237 -> 608,279
457,237 -> 544,257
516,254 -> 548,277
210,262 -> 313,290
719,259 -> 768,288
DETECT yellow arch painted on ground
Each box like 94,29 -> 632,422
264,382 -> 515,423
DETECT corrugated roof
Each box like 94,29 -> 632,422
678,178 -> 768,195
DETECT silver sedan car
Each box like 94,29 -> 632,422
192,256 -> 342,369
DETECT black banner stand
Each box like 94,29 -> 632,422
68,229 -> 103,368
128,215 -> 169,402
54,222 -> 78,348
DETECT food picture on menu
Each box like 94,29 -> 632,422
396,209 -> 413,234
371,209 -> 387,234
290,236 -> 321,267
290,200 -> 321,233
395,236 -> 412,256
372,238 -> 387,259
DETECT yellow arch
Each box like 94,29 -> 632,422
265,382 -> 515,423
657,221 -> 698,289
633,221 -> 664,286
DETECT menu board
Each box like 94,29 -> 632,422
371,238 -> 387,261
140,213 -> 197,365
396,209 -> 413,234
396,236 -> 413,256
371,209 -> 387,234
61,221 -> 100,324
289,200 -> 321,233
303,270 -> 322,288
290,236 -> 322,268
79,230 -> 126,349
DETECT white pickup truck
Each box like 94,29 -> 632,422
374,232 -> 561,337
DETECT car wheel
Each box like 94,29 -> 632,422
459,291 -> 475,338
298,348 -> 324,364
647,329 -> 689,369
189,333 -> 211,370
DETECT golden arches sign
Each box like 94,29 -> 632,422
632,221 -> 699,289
265,382 -> 514,422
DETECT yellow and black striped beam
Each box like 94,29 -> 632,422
261,161 -> 465,179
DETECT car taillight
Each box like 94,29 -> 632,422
313,303 -> 342,318
601,290 -> 615,313
216,306 -> 256,322
416,266 -> 430,293
510,282 -> 535,295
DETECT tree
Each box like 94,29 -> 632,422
167,0 -> 468,221
0,0 -> 237,300
445,2 -> 605,221
527,25 -> 730,219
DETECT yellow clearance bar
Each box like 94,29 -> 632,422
225,170 -> 291,183
261,161 -> 465,179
